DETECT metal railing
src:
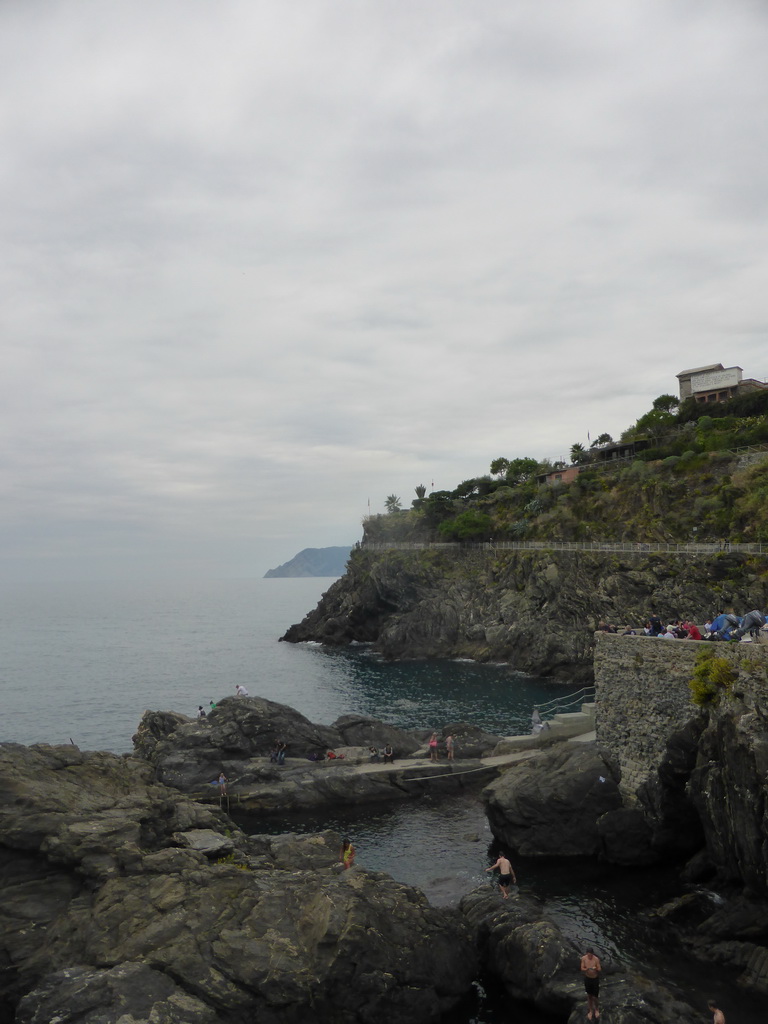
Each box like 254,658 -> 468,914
361,540 -> 768,554
533,685 -> 596,721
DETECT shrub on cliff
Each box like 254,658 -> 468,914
438,510 -> 493,541
689,649 -> 737,708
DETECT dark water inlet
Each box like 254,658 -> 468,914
234,791 -> 767,1024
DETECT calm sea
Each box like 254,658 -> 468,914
2,577 -> 761,1023
1,577 -> 562,752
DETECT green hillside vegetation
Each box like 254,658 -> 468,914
366,390 -> 768,545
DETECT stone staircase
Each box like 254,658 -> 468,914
545,701 -> 596,739
490,702 -> 596,755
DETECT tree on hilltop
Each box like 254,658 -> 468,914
490,456 -> 539,484
653,394 -> 680,413
384,495 -> 402,513
590,433 -> 613,449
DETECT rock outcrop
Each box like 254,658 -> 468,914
131,698 -> 504,812
281,548 -> 767,678
483,743 -> 624,858
0,742 -> 477,1024
132,697 -> 423,790
460,887 -> 702,1024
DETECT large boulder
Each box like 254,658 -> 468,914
482,743 -> 623,857
331,714 -> 421,756
132,696 -> 344,788
0,742 -> 477,1024
132,700 -> 435,793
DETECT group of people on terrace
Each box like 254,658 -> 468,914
598,608 -> 766,642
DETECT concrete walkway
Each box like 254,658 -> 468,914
314,727 -> 598,784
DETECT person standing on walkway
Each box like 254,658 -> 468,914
428,732 -> 439,762
218,772 -> 227,797
485,852 -> 516,899
580,948 -> 601,1020
707,1000 -> 725,1024
445,734 -> 455,761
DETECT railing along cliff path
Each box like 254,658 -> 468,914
361,539 -> 768,554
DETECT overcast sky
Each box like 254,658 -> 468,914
2,1 -> 767,580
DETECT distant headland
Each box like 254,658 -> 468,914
264,545 -> 352,578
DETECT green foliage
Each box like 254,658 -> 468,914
214,852 -> 252,871
689,649 -> 737,708
504,457 -> 540,484
438,510 -> 493,541
570,442 -> 590,464
453,478 -> 480,499
653,394 -> 680,413
490,457 -> 509,477
590,433 -> 613,448
634,407 -> 676,439
414,484 -> 427,499
384,495 -> 402,513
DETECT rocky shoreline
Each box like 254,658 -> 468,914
3,684 -> 767,1022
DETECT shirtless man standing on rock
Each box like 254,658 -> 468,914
708,999 -> 725,1024
485,853 -> 516,898
580,948 -> 601,1020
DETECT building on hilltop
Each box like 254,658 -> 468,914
676,363 -> 768,405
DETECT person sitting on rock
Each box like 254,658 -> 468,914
369,746 -> 380,763
648,613 -> 663,636
339,837 -> 355,870
683,619 -> 702,640
383,743 -> 394,764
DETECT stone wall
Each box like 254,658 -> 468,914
594,632 -> 768,803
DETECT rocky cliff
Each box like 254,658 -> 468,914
281,548 -> 768,679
